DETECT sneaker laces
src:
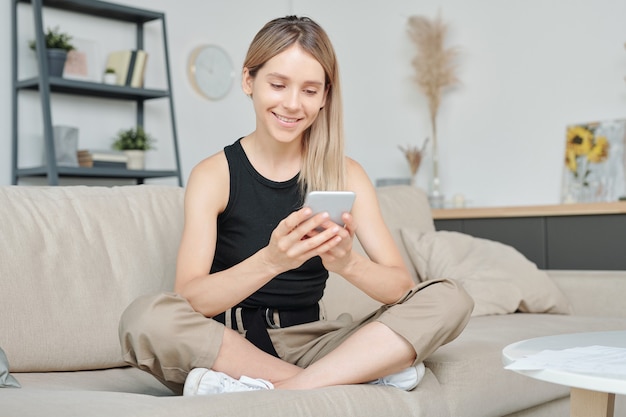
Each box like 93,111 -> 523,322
237,375 -> 274,391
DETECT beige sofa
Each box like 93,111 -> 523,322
1,184 -> 625,417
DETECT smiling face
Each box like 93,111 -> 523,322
242,44 -> 327,146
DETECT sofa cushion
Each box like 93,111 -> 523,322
0,185 -> 184,372
3,367 -> 450,417
426,313 -> 626,417
376,186 -> 435,284
12,367 -> 173,396
549,270 -> 626,317
400,229 -> 571,316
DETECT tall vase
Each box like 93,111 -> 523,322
429,177 -> 444,208
428,131 -> 445,208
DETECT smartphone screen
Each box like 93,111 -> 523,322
303,191 -> 356,226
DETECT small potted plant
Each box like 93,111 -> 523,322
29,26 -> 75,77
112,126 -> 155,170
103,67 -> 117,85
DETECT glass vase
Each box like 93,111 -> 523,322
428,177 -> 445,208
428,146 -> 444,208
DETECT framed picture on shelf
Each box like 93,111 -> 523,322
561,118 -> 626,203
63,38 -> 101,82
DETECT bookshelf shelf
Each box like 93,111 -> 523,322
11,0 -> 182,186
17,77 -> 170,100
16,166 -> 179,183
17,0 -> 162,23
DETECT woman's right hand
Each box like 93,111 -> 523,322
262,207 -> 344,276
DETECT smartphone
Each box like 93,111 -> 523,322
303,191 -> 356,227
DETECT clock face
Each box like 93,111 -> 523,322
188,45 -> 235,100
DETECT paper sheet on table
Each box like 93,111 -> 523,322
505,345 -> 626,377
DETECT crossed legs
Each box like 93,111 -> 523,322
213,320 -> 415,389
119,279 -> 473,393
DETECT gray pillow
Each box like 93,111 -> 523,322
0,347 -> 20,388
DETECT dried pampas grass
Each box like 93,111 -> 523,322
407,13 -> 460,181
399,137 -> 429,177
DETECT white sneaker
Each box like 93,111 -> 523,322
368,362 -> 426,391
183,368 -> 274,396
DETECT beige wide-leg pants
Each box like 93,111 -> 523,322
119,278 -> 473,394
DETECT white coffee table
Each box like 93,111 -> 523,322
502,330 -> 626,417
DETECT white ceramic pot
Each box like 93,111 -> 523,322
124,150 -> 145,170
103,73 -> 117,84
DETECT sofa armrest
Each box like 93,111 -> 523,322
548,270 -> 626,317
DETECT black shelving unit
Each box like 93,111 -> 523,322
11,0 -> 183,186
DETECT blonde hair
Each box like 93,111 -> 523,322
243,16 -> 345,194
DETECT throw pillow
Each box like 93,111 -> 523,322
400,229 -> 572,317
0,347 -> 20,388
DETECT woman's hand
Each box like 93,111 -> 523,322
262,207 -> 345,276
317,212 -> 356,274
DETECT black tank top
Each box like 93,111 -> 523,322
211,139 -> 328,309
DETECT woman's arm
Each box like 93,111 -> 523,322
319,158 -> 414,305
174,152 -> 347,317
174,152 -> 270,316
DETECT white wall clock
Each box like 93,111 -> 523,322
188,44 -> 235,100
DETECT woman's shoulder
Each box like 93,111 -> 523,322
190,138 -> 244,181
185,150 -> 230,211
344,156 -> 364,171
344,156 -> 371,187
190,150 -> 228,181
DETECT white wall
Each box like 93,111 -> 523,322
2,0 -> 625,206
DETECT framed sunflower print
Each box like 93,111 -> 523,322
561,119 -> 626,203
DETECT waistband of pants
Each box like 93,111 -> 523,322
213,304 -> 321,331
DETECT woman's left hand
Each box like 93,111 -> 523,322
318,212 -> 356,274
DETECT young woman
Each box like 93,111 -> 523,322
119,15 -> 473,396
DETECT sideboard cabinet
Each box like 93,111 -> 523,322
433,202 -> 626,270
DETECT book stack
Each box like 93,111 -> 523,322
77,150 -> 128,169
105,49 -> 148,88
92,150 -> 127,168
